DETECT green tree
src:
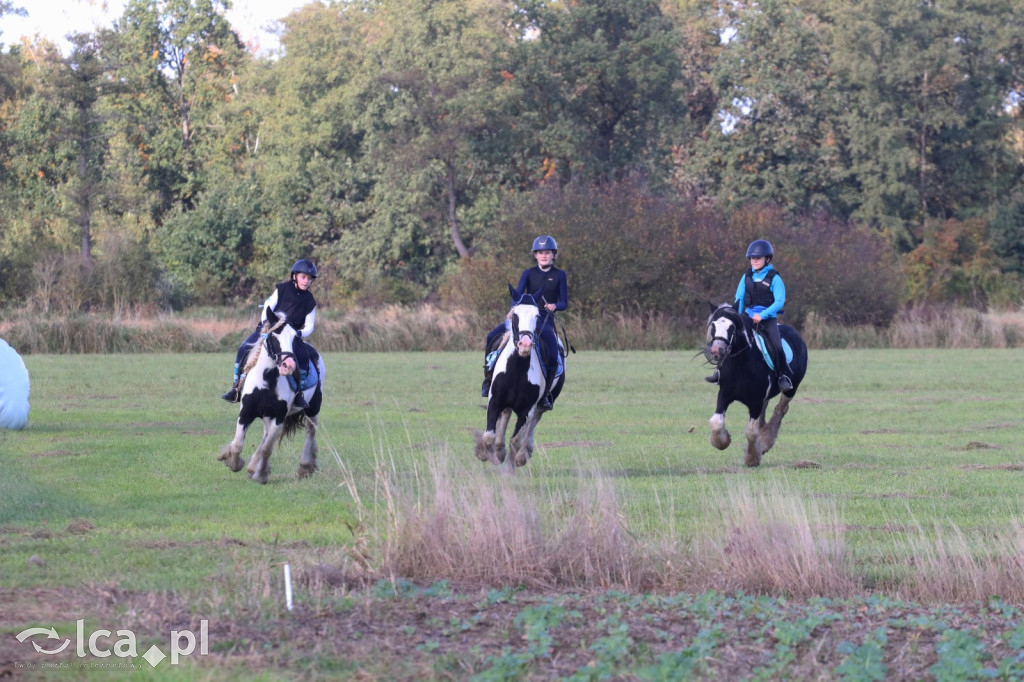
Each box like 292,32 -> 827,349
45,35 -> 110,263
343,0 -> 518,284
513,0 -> 684,184
105,0 -> 247,214
245,1 -> 373,294
683,0 -> 842,211
828,0 -> 1023,247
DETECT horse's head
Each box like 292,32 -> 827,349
704,302 -> 746,365
507,284 -> 541,358
262,307 -> 299,376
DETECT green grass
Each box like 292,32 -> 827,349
0,350 -> 1019,585
2,348 -> 1022,596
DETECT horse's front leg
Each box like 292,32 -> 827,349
248,418 -> 278,484
219,420 -> 249,472
298,415 -> 318,478
493,409 -> 512,464
510,410 -> 539,467
508,411 -> 536,468
709,412 -> 731,450
474,402 -> 508,465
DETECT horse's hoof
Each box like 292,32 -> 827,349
513,450 -> 530,467
709,433 -> 731,450
248,471 -> 269,484
297,463 -> 317,478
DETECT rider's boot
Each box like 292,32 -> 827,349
538,366 -> 555,411
778,371 -> 795,397
222,371 -> 244,402
293,369 -> 308,409
481,364 -> 493,397
704,369 -> 720,384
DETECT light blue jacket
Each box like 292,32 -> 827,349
734,264 -> 786,319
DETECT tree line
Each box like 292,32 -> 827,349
0,0 -> 1021,323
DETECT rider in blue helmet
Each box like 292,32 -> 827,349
222,259 -> 319,408
706,240 -> 794,397
482,235 -> 568,411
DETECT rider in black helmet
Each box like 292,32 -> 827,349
706,240 -> 795,397
221,259 -> 319,408
481,235 -> 568,411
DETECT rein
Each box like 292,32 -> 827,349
242,317 -> 290,376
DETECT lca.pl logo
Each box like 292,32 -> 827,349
15,619 -> 209,668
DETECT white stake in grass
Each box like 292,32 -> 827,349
283,563 -> 293,611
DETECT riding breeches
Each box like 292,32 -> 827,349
234,324 -> 263,367
749,317 -> 790,376
538,320 -> 558,383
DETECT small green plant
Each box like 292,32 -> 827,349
836,628 -> 889,681
929,628 -> 997,681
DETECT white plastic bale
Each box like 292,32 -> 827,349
0,338 -> 30,430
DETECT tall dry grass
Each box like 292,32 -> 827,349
2,303 -> 1022,353
896,521 -> 1024,603
319,443 -> 1024,602
690,481 -> 859,598
803,306 -> 1024,349
360,444 -> 667,591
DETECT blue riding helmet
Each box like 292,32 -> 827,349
532,235 -> 558,253
291,259 -> 318,279
745,239 -> 773,259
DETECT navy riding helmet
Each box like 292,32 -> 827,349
532,235 -> 558,253
291,259 -> 318,279
745,239 -> 773,260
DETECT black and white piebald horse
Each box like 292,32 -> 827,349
219,308 -> 325,483
703,302 -> 807,467
474,285 -> 564,469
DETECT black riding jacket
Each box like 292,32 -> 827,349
264,281 -> 317,336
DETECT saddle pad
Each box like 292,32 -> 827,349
754,333 -> 793,371
286,361 -> 319,392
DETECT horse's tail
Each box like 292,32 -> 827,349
279,412 -> 305,443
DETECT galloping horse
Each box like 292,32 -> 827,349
703,302 -> 807,467
219,308 -> 325,483
474,286 -> 564,469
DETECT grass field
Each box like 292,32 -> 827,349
2,349 -> 1024,679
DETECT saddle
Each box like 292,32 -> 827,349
286,346 -> 321,392
484,331 -> 565,378
751,329 -> 793,371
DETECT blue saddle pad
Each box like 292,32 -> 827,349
286,361 -> 319,392
754,333 -> 793,371
486,339 -> 564,378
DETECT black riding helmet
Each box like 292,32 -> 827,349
745,239 -> 773,261
532,235 -> 558,254
291,259 -> 318,279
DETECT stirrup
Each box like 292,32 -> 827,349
222,387 -> 239,403
704,370 -> 720,384
538,394 -> 553,411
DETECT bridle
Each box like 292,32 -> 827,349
260,318 -> 296,370
510,306 -> 537,348
704,307 -> 747,365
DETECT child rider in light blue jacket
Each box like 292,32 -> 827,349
706,239 -> 794,396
